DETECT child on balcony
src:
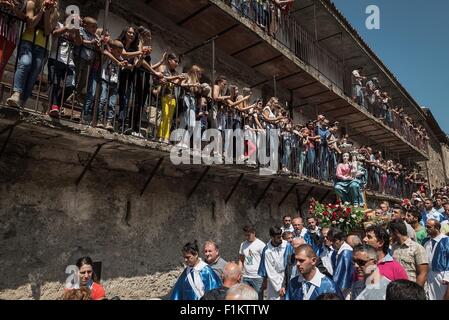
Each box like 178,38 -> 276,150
70,16 -> 98,107
47,13 -> 81,118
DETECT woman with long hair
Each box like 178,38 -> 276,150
178,64 -> 202,149
74,256 -> 106,300
171,242 -> 222,300
154,52 -> 185,143
116,26 -> 141,132
6,0 -> 59,108
132,26 -> 165,136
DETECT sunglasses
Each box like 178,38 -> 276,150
352,258 -> 374,267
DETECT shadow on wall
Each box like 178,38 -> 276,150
0,147 -> 293,297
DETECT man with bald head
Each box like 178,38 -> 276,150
346,234 -> 362,248
285,244 -> 342,300
201,262 -> 242,300
225,283 -> 258,300
204,240 -> 228,279
292,217 -> 315,250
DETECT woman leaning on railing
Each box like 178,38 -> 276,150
6,0 -> 59,109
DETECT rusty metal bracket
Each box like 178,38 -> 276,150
0,120 -> 21,158
75,143 -> 106,187
187,166 -> 210,199
225,173 -> 244,204
140,157 -> 164,196
254,179 -> 274,209
278,183 -> 297,207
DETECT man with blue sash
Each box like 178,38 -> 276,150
258,226 -> 294,300
423,219 -> 449,300
421,198 -> 447,226
171,242 -> 222,300
286,244 -> 342,300
328,228 -> 355,298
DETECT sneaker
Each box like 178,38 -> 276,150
96,122 -> 105,129
49,105 -> 60,118
106,121 -> 114,132
6,92 -> 22,108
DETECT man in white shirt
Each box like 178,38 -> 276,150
320,227 -> 334,276
239,225 -> 266,300
423,219 -> 449,300
280,215 -> 294,233
258,226 -> 294,300
351,68 -> 366,106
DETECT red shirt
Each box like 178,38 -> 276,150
377,254 -> 408,281
90,282 -> 106,300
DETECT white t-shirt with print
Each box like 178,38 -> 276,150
239,238 -> 266,278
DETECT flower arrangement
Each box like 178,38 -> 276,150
310,198 -> 366,233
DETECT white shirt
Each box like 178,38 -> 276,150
263,240 -> 289,300
239,238 -> 266,278
293,228 -> 308,239
281,225 -> 294,233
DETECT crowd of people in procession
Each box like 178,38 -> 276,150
61,193 -> 449,300
170,196 -> 449,301
0,1 -> 431,200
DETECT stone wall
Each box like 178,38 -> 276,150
418,137 -> 447,190
0,120 -> 304,299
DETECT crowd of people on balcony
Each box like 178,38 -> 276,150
0,1 -> 431,201
352,68 -> 429,152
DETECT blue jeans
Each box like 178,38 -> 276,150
83,69 -> 100,119
13,40 -> 47,104
243,277 -> 263,300
47,58 -> 75,107
118,70 -> 134,126
306,148 -> 316,177
99,80 -> 117,121
320,145 -> 330,181
386,109 -> 393,127
282,136 -> 292,169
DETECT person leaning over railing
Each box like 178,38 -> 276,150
0,0 -> 26,82
154,53 -> 186,144
70,16 -> 97,109
47,13 -> 81,118
131,26 -> 165,137
96,39 -> 128,131
115,26 -> 138,132
6,0 -> 58,109
82,27 -> 108,125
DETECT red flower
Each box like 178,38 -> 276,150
332,212 -> 337,220
323,211 -> 329,217
346,207 -> 351,214
344,211 -> 349,218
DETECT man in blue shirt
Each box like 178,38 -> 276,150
286,244 -> 342,300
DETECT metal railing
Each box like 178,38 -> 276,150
223,0 -> 429,155
0,8 -> 425,201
